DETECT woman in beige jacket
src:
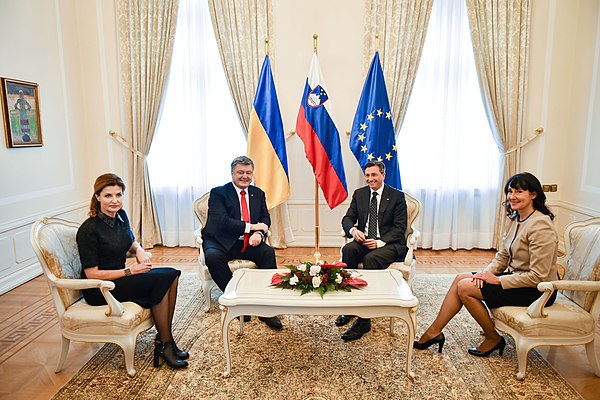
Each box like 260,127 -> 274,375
414,172 -> 558,357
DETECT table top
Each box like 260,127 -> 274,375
219,268 -> 418,308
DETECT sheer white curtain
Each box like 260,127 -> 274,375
148,0 -> 246,246
397,0 -> 501,250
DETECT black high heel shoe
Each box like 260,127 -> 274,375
155,334 -> 189,360
413,332 -> 445,353
468,336 -> 506,357
153,341 -> 188,368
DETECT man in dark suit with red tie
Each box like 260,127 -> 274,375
202,156 -> 282,329
336,161 -> 408,341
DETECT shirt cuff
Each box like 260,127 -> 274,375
376,239 -> 386,248
244,222 -> 251,234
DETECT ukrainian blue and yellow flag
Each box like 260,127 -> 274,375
247,55 -> 290,209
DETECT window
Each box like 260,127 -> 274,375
148,0 -> 246,246
397,0 -> 501,249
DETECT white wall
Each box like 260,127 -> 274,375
523,0 -> 600,244
273,0 -> 369,246
0,0 -> 129,293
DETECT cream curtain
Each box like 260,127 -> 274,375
364,0 -> 434,134
208,0 -> 271,135
208,0 -> 293,248
466,0 -> 531,247
118,0 -> 179,247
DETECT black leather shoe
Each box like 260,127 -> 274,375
238,315 -> 251,322
341,318 -> 371,341
258,316 -> 283,330
155,334 -> 189,360
413,332 -> 445,353
468,336 -> 506,357
335,315 -> 353,327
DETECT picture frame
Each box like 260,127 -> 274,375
1,77 -> 43,148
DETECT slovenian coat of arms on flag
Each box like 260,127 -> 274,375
247,55 -> 290,210
295,53 -> 348,209
350,51 -> 402,190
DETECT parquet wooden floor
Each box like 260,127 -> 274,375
0,246 -> 598,399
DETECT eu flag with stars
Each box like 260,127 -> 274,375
350,51 -> 402,190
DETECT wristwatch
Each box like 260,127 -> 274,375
124,267 -> 132,276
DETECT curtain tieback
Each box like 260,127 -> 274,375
504,127 -> 544,155
108,130 -> 146,158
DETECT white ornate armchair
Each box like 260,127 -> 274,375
341,190 -> 421,288
30,217 -> 154,377
193,192 -> 263,312
491,216 -> 600,380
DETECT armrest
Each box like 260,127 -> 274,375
527,280 -> 600,318
53,278 -> 124,317
194,228 -> 203,247
403,229 -> 420,266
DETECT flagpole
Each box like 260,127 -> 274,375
312,33 -> 321,263
265,37 -> 269,56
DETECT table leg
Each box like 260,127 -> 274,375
221,307 -> 234,377
405,307 -> 417,379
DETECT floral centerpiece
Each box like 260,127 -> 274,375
271,261 -> 367,298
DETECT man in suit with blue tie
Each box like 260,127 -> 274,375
202,156 -> 282,330
337,161 -> 408,340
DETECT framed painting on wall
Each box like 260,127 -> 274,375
1,78 -> 43,148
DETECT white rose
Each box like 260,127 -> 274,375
335,273 -> 343,284
297,263 -> 308,272
289,275 -> 299,286
312,276 -> 322,288
309,264 -> 321,276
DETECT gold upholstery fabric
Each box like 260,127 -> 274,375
561,224 -> 600,311
37,223 -> 82,307
492,295 -> 595,337
62,300 -> 152,334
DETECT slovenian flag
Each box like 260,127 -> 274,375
247,55 -> 290,209
295,53 -> 348,209
350,51 -> 402,189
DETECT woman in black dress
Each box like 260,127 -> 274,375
76,173 -> 188,369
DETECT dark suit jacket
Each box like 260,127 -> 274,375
202,182 -> 271,251
341,185 -> 407,245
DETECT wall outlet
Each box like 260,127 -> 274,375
542,185 -> 551,192
550,184 -> 558,192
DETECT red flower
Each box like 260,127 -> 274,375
271,273 -> 288,285
346,277 -> 368,288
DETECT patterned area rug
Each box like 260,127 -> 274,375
52,274 -> 581,400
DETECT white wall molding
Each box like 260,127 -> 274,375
0,262 -> 42,296
0,201 -> 87,234
0,202 -> 88,295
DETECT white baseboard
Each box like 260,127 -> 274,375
0,261 -> 42,294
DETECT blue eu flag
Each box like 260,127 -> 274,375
350,51 -> 402,190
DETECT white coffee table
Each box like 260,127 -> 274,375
218,268 -> 419,378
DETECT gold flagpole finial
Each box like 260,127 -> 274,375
265,38 -> 269,56
375,34 -> 379,52
313,33 -> 318,54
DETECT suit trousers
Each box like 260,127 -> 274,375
203,239 -> 277,292
342,241 -> 408,270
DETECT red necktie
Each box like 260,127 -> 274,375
240,190 -> 250,252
